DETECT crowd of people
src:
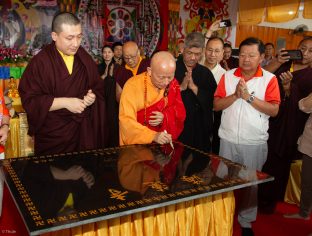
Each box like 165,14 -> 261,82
0,11 -> 309,236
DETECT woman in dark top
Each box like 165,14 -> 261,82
98,45 -> 119,147
98,45 -> 115,79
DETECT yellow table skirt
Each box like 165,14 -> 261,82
284,160 -> 302,206
5,115 -> 34,158
42,191 -> 235,236
5,117 -> 20,158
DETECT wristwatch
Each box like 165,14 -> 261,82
246,93 -> 255,104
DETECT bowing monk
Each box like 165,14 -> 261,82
115,41 -> 150,102
19,12 -> 108,155
119,51 -> 186,145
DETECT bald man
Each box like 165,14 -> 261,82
119,51 -> 186,145
115,41 -> 150,102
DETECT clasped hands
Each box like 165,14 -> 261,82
67,89 -> 96,113
101,64 -> 114,79
180,70 -> 197,92
235,78 -> 251,100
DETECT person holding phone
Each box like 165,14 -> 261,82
259,36 -> 312,214
199,19 -> 222,65
201,19 -> 231,65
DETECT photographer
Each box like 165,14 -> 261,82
259,37 -> 312,214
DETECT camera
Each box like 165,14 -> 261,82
281,50 -> 303,60
219,19 -> 231,28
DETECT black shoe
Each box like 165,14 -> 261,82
241,227 -> 254,236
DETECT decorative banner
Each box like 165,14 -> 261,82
0,67 -> 10,79
77,0 -> 104,60
0,0 -> 58,54
9,67 -> 26,79
0,0 -> 168,59
104,3 -> 139,44
0,66 -> 26,79
178,0 -> 237,45
168,10 -> 180,56
103,0 -> 168,57
0,0 -> 104,60
156,0 -> 169,52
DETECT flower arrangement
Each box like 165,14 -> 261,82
0,46 -> 31,66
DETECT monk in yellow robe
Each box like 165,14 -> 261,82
119,51 -> 186,145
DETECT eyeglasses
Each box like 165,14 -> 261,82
123,51 -> 138,61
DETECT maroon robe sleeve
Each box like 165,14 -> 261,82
115,66 -> 133,88
77,48 -> 108,149
115,58 -> 151,89
137,58 -> 151,74
18,50 -> 56,136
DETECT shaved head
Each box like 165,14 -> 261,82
52,12 -> 80,33
150,51 -> 176,70
147,51 -> 176,90
123,41 -> 139,53
123,41 -> 140,68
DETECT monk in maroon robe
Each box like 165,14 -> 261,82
220,43 -> 238,71
259,37 -> 312,212
115,41 -> 150,102
19,12 -> 108,155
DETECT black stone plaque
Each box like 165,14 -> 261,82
0,142 -> 273,235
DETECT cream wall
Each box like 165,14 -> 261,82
229,0 -> 311,47
259,6 -> 312,30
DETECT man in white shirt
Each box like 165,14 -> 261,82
203,36 -> 226,154
204,37 -> 226,84
214,37 -> 280,236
